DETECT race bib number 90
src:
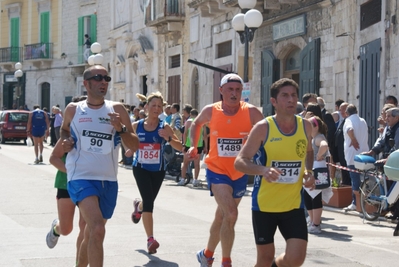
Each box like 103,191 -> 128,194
81,130 -> 112,154
271,160 -> 302,184
217,138 -> 243,157
138,143 -> 161,164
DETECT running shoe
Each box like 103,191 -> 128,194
131,199 -> 142,224
147,239 -> 159,254
46,219 -> 59,248
343,203 -> 357,211
197,249 -> 214,267
34,158 -> 40,164
192,179 -> 200,187
39,155 -> 43,163
308,223 -> 322,234
177,178 -> 186,186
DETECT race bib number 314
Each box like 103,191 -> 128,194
271,160 -> 302,184
217,138 -> 243,157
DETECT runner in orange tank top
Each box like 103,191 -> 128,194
187,73 -> 264,267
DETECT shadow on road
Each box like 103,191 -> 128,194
135,249 -> 179,267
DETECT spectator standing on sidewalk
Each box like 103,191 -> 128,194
61,65 -> 139,267
333,102 -> 352,186
170,103 -> 183,141
128,92 -> 183,254
234,78 -> 315,267
27,105 -> 50,164
53,106 -> 63,141
342,104 -> 369,211
304,115 -> 330,234
187,73 -> 264,267
177,109 -> 207,186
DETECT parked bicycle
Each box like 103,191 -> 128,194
356,154 -> 399,221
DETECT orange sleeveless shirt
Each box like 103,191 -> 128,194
205,101 -> 252,180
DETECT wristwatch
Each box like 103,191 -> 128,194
116,124 -> 127,134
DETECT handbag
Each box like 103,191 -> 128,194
313,167 -> 331,189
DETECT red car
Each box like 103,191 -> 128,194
0,110 -> 30,144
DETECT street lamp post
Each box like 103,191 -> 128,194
232,0 -> 263,83
88,42 -> 104,66
14,62 -> 23,109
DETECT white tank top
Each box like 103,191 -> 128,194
66,100 -> 121,182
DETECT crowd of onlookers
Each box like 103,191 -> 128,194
296,93 -> 399,234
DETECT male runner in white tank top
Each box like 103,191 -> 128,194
60,65 -> 139,267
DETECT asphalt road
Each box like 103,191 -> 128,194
1,142 -> 399,267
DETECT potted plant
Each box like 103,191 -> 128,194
323,177 -> 353,208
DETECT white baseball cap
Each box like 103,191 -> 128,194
220,73 -> 244,87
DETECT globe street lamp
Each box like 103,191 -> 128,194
14,62 -> 23,109
88,42 -> 104,65
232,0 -> 263,83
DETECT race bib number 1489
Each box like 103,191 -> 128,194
217,138 -> 243,157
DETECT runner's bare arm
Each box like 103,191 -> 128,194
188,105 -> 212,157
49,140 -> 67,173
234,120 -> 281,179
60,103 -> 77,153
303,119 -> 315,188
45,112 -> 50,132
304,119 -> 314,171
60,103 -> 76,141
27,113 -> 32,135
248,105 -> 265,125
112,103 -> 139,152
160,124 -> 183,151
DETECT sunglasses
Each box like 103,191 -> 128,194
86,74 -> 111,82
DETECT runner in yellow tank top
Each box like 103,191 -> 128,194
235,78 -> 315,267
187,73 -> 264,267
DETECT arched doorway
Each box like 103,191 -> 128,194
41,82 -> 50,109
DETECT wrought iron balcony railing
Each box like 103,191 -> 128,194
145,0 -> 184,27
24,43 -> 53,60
0,47 -> 23,63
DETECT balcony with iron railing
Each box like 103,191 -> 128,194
145,0 -> 185,29
24,43 -> 53,67
187,0 -> 305,17
0,47 -> 23,64
188,0 -> 237,17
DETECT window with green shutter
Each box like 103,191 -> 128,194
10,17 -> 20,61
40,12 -> 50,58
78,14 -> 97,64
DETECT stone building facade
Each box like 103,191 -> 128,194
1,0 -> 397,147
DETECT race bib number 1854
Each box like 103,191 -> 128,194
138,143 -> 161,164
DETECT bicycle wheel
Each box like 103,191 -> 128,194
360,175 -> 382,221
184,174 -> 191,186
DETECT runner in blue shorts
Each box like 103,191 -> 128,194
27,105 -> 49,164
61,65 -> 139,267
187,73 -> 264,267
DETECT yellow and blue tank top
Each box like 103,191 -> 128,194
252,115 -> 308,212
